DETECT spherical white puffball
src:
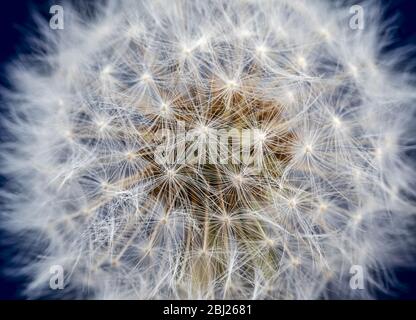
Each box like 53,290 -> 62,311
1,0 -> 416,299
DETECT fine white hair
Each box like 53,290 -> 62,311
1,0 -> 416,299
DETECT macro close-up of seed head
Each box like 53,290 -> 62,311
1,0 -> 416,300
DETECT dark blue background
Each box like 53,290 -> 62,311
0,0 -> 415,299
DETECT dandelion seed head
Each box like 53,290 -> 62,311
1,0 -> 416,300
